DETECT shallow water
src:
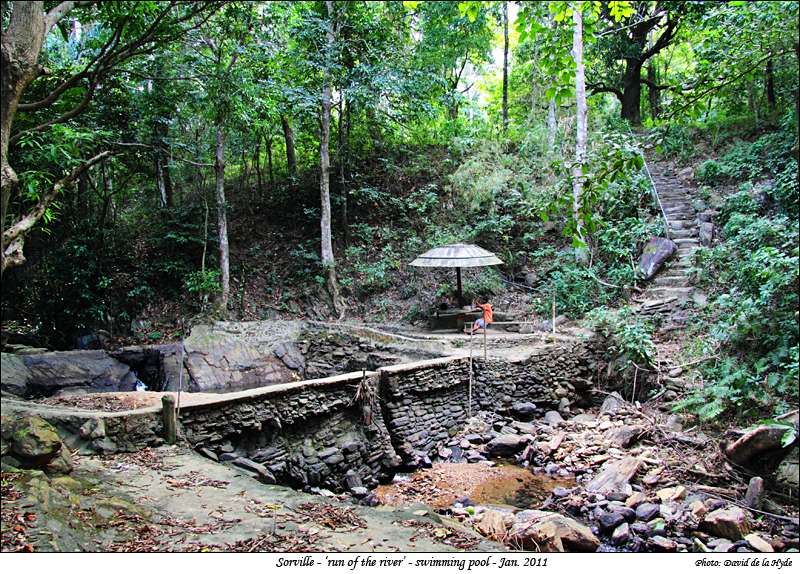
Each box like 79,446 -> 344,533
375,462 -> 573,510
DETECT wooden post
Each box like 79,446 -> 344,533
456,266 -> 463,306
468,322 -> 473,419
162,394 -> 177,445
483,324 -> 487,361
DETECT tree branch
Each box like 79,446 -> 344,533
667,49 -> 793,118
588,83 -> 623,100
3,150 -> 113,271
640,76 -> 672,91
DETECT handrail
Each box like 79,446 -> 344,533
627,126 -> 670,238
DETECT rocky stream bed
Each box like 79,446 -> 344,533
2,388 -> 798,553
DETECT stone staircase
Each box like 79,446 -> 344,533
636,163 -> 703,326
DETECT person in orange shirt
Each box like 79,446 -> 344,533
464,299 -> 493,334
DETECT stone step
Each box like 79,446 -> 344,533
670,229 -> 697,239
653,275 -> 690,287
674,238 -> 700,246
646,287 -> 694,301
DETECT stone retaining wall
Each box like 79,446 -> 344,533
2,338 -> 605,492
380,340 -> 603,466
178,372 -> 400,491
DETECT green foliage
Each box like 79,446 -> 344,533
695,160 -> 723,185
184,270 -> 221,296
586,305 -> 657,370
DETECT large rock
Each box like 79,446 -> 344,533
724,425 -> 795,470
508,511 -> 600,552
699,222 -> 715,247
486,434 -> 530,457
638,237 -> 677,280
701,506 -> 750,540
3,416 -> 71,474
585,457 -> 642,495
775,445 -> 799,492
183,324 -> 297,392
1,350 -> 138,398
1,352 -> 29,396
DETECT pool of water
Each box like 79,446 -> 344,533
374,462 -> 573,510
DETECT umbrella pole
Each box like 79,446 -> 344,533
456,266 -> 463,306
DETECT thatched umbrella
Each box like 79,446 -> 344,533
409,243 -> 503,305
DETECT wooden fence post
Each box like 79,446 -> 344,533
162,394 -> 177,445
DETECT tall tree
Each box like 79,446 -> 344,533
321,1 -> 343,316
1,1 -> 217,276
502,1 -> 509,133
588,1 -> 692,124
572,1 -> 588,264
281,114 -> 297,176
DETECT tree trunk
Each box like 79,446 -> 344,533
215,122 -> 230,312
338,93 -> 349,247
322,0 -> 343,317
621,59 -> 643,125
266,133 -> 274,185
254,131 -> 263,196
1,1 -> 48,276
572,4 -> 589,265
647,63 -> 660,120
547,94 -> 557,151
502,1 -> 509,133
281,114 -> 296,176
766,58 -> 776,109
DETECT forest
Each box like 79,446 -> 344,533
1,0 -> 798,556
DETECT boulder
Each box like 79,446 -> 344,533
724,425 -> 795,470
1,353 -> 30,396
544,411 -> 564,426
508,511 -> 600,552
183,324 -> 297,392
486,434 -> 529,457
4,416 -> 71,474
511,402 -> 537,420
702,506 -> 749,540
699,222 -> 715,247
586,457 -> 642,495
638,237 -> 677,280
1,350 -> 138,398
775,445 -> 799,492
599,392 -> 625,416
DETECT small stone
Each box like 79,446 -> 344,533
744,533 -> 773,553
631,522 -> 651,537
649,518 -> 667,536
743,477 -> 764,511
668,367 -> 683,378
636,503 -> 660,522
714,541 -> 734,553
598,512 -> 626,533
611,522 -> 630,545
351,486 -> 368,498
702,506 -> 749,541
625,492 -> 647,508
648,535 -> 677,552
552,487 -> 572,498
689,500 -> 708,520
544,411 -> 564,426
